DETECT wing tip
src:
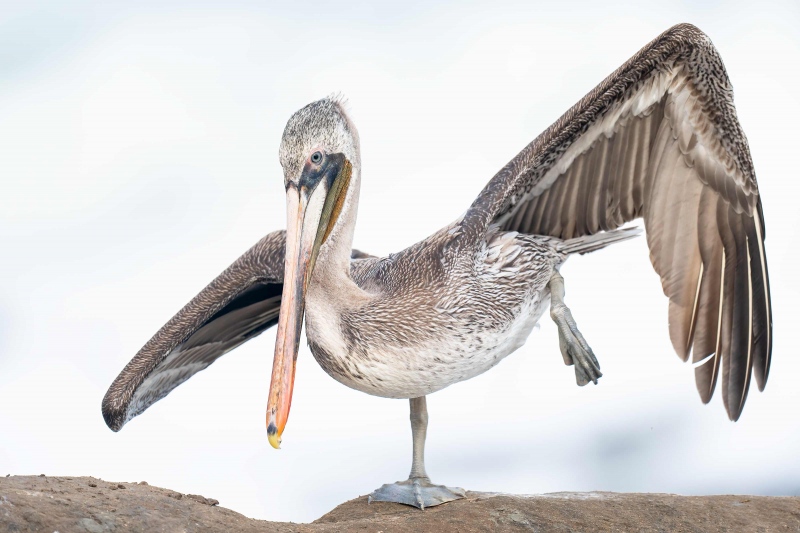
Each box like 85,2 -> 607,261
696,385 -> 713,405
726,405 -> 744,422
101,392 -> 128,433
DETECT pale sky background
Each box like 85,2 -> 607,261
1,0 -> 799,523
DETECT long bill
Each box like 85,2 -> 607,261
266,155 -> 351,449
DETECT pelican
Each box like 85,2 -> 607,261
102,23 -> 772,509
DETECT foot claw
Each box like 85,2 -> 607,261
368,477 -> 465,509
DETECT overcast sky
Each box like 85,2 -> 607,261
1,0 -> 799,523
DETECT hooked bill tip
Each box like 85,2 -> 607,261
267,422 -> 281,449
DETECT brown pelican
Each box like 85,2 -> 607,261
102,23 -> 772,509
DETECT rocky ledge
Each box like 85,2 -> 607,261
1,475 -> 798,532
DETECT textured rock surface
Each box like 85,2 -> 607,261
1,475 -> 798,532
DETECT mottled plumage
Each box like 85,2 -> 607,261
103,24 -> 772,505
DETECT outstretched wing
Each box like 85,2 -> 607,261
102,231 -> 287,431
102,230 -> 377,431
462,23 -> 771,421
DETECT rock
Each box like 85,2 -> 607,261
187,494 -> 220,506
1,476 -> 798,532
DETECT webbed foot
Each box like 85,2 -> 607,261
552,301 -> 602,385
548,271 -> 602,386
368,477 -> 465,509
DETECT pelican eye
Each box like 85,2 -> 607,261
310,151 -> 323,164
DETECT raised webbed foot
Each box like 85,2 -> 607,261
368,477 -> 465,509
551,301 -> 602,386
548,271 -> 602,386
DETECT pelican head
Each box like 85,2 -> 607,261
267,97 -> 360,449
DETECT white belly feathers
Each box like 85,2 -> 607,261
305,284 -> 552,399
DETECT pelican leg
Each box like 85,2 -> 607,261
548,271 -> 602,386
368,396 -> 465,509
